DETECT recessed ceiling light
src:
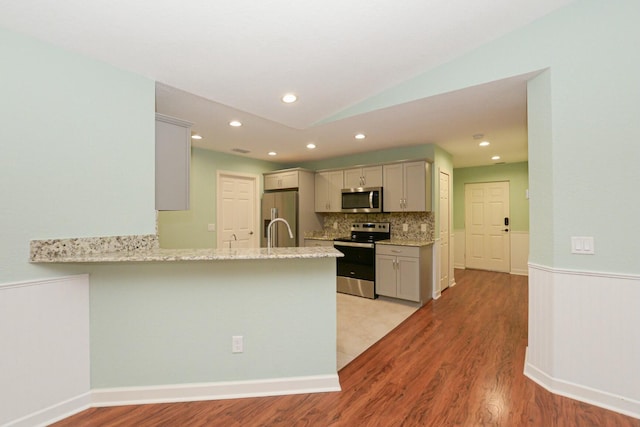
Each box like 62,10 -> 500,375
282,93 -> 297,103
191,134 -> 202,140
268,151 -> 277,156
492,155 -> 501,160
229,120 -> 242,127
355,133 -> 366,140
306,143 -> 316,149
479,141 -> 490,147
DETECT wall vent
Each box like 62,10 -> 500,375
231,148 -> 251,154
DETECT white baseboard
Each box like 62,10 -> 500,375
91,374 -> 341,407
524,348 -> 640,420
4,392 -> 91,427
7,375 -> 340,426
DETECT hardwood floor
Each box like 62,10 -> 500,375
52,269 -> 640,426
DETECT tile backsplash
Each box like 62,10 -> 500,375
320,212 -> 434,241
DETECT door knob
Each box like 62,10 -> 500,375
249,231 -> 254,235
504,229 -> 509,232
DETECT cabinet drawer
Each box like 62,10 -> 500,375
376,245 -> 420,258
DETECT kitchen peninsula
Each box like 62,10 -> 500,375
29,234 -> 343,405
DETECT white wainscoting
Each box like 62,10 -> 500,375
509,231 -> 529,276
453,229 -> 529,276
525,264 -> 640,419
0,275 -> 91,427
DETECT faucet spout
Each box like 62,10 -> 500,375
267,218 -> 294,249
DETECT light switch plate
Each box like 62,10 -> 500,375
420,224 -> 427,232
571,236 -> 594,254
207,224 -> 216,232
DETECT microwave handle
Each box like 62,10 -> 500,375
369,191 -> 374,209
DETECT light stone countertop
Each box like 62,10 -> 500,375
30,246 -> 343,263
376,239 -> 434,247
29,234 -> 342,263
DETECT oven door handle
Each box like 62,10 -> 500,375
334,241 -> 375,249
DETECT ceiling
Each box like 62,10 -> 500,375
0,0 -> 573,167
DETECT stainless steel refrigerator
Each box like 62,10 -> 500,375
261,190 -> 298,247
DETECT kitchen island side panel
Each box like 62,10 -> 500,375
88,258 -> 337,388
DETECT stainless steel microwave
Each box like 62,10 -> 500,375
341,187 -> 383,213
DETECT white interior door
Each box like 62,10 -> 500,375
217,172 -> 259,248
464,181 -> 510,272
439,170 -> 450,291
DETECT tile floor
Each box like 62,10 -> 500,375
336,292 -> 420,370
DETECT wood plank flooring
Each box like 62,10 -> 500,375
52,269 -> 640,426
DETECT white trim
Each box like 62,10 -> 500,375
4,393 -> 92,427
528,262 -> 640,281
91,375 -> 341,407
524,348 -> 640,420
432,238 -> 441,300
0,274 -> 89,290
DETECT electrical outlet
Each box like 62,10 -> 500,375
420,224 -> 427,233
232,335 -> 244,353
402,223 -> 408,232
333,222 -> 338,229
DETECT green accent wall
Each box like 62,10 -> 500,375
158,148 -> 282,248
0,26 -> 156,283
453,162 -> 529,232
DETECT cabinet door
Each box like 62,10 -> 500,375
264,174 -> 281,190
403,161 -> 426,212
375,254 -> 398,297
327,170 -> 344,212
343,168 -> 363,188
279,171 -> 299,189
362,165 -> 383,187
155,114 -> 191,211
396,256 -> 420,302
314,172 -> 330,212
383,163 -> 404,212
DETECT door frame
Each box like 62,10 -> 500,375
216,170 -> 261,249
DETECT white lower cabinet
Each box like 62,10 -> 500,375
376,244 -> 432,304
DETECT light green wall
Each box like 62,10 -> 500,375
321,0 -> 640,274
87,259 -> 337,386
453,162 -> 529,232
158,147 -> 282,248
0,26 -> 156,283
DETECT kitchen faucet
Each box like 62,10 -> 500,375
267,218 -> 294,249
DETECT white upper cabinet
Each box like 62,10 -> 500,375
155,113 -> 192,211
382,161 -> 432,212
343,165 -> 382,188
315,170 -> 344,212
264,170 -> 299,190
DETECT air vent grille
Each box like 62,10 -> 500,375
232,148 -> 250,154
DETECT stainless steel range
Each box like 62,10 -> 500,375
333,222 -> 390,299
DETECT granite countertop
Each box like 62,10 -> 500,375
377,239 -> 434,247
304,235 -> 343,241
29,235 -> 342,263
